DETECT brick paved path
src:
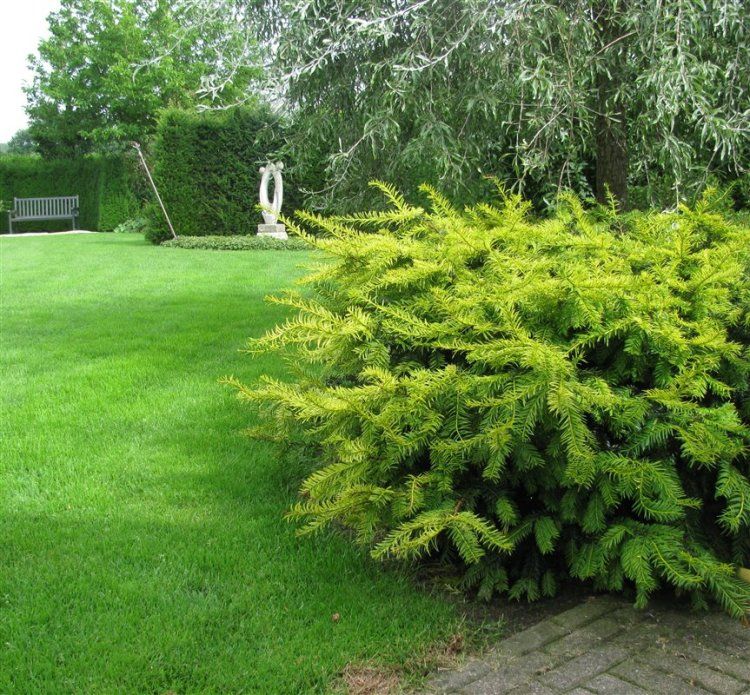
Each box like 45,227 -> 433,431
426,596 -> 750,694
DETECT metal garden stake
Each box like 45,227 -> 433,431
132,141 -> 177,240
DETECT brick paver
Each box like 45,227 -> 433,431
425,596 -> 750,694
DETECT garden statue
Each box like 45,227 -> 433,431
257,161 -> 287,239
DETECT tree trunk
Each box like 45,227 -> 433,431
594,1 -> 629,209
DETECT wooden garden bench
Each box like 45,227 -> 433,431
7,196 -> 79,233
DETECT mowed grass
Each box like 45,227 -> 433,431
0,234 -> 458,694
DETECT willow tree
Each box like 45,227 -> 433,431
179,0 -> 749,210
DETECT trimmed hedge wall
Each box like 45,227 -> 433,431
147,107 -> 302,244
97,157 -> 142,231
0,155 -> 139,233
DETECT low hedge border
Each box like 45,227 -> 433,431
162,235 -> 310,251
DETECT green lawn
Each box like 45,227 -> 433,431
0,234 -> 458,694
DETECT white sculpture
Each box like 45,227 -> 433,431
257,161 -> 287,238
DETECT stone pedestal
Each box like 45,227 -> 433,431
257,223 -> 288,239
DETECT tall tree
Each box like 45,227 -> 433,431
26,0 -> 260,158
594,0 -> 630,206
6,129 -> 37,155
184,0 -> 749,210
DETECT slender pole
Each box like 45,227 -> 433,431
131,142 -> 177,240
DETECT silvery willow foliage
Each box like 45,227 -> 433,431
230,186 -> 750,616
176,0 -> 748,210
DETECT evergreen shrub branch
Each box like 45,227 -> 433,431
234,183 -> 750,617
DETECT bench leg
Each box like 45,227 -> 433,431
71,216 -> 77,231
7,212 -> 12,235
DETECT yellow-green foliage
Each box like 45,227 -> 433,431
233,183 -> 750,617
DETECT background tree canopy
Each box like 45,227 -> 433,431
22,0 -> 750,210
5,129 -> 37,155
185,0 -> 750,211
25,0 -> 261,158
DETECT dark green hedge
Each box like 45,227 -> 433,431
0,155 -> 139,233
147,107 -> 303,244
97,157 -> 142,231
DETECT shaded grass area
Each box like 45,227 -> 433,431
0,234 -> 458,694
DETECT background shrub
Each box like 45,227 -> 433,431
146,107 -> 306,243
0,154 -> 139,232
162,235 -> 310,251
113,217 -> 150,234
733,173 -> 750,211
233,185 -> 750,616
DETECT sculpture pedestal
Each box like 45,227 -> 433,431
257,224 -> 287,239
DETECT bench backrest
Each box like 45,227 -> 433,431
14,196 -> 79,219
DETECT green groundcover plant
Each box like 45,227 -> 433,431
231,184 -> 750,617
162,235 -> 309,251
